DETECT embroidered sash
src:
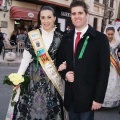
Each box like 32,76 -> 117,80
110,54 -> 120,76
28,29 -> 64,100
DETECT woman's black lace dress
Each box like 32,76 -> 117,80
12,29 -> 64,120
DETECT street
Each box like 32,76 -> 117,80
0,66 -> 17,120
0,66 -> 120,120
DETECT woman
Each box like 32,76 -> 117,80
117,27 -> 120,60
12,6 -> 64,120
10,30 -> 17,46
102,26 -> 120,108
0,29 -> 4,54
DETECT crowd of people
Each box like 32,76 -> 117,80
9,29 -> 28,46
3,0 -> 120,120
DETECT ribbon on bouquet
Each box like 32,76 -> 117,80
5,88 -> 20,120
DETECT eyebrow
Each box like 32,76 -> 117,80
71,11 -> 84,14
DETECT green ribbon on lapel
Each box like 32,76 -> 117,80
78,36 -> 89,59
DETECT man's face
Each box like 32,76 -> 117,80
71,6 -> 88,31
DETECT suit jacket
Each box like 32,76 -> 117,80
57,25 -> 110,113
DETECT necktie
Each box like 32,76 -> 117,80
74,32 -> 81,54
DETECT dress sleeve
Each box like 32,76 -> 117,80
17,49 -> 32,75
17,35 -> 35,75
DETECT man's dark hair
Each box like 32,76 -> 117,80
106,27 -> 115,32
70,0 -> 89,14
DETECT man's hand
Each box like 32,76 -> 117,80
65,71 -> 74,82
91,101 -> 102,110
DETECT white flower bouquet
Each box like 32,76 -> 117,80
3,73 -> 30,106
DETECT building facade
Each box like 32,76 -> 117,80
0,0 -> 72,40
86,0 -> 120,31
0,0 -> 120,40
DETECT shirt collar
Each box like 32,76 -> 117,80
40,27 -> 56,34
75,25 -> 88,35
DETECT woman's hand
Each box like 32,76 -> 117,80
58,61 -> 66,71
12,84 -> 20,90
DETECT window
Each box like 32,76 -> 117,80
93,18 -> 98,30
110,0 -> 114,8
103,0 -> 106,4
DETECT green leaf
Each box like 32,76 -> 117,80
21,76 -> 30,94
12,89 -> 17,100
11,100 -> 15,107
3,76 -> 13,85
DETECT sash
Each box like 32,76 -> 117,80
28,29 -> 64,100
110,54 -> 120,76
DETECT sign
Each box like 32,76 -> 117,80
1,21 -> 8,28
0,0 -> 2,6
61,11 -> 70,17
28,12 -> 34,18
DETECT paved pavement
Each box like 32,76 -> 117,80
0,53 -> 120,120
0,66 -> 18,120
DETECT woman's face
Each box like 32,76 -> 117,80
106,30 -> 114,42
118,29 -> 120,36
40,10 -> 56,32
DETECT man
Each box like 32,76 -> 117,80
0,27 -> 4,54
57,1 -> 110,120
64,25 -> 71,34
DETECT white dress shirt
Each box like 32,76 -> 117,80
41,27 -> 56,50
74,25 -> 89,51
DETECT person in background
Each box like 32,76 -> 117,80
9,6 -> 64,120
64,25 -> 71,34
57,1 -> 110,120
16,28 -> 21,39
23,29 -> 28,40
117,27 -> 120,36
102,26 -> 120,108
0,27 -> 4,54
10,30 -> 17,46
117,27 -> 120,60
18,29 -> 26,41
3,33 -> 7,40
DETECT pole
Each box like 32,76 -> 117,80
108,11 -> 111,24
102,0 -> 109,32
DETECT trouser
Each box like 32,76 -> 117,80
0,46 -> 2,54
68,103 -> 94,120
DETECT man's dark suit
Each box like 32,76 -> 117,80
57,25 -> 110,113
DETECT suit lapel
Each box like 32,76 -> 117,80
68,29 -> 75,55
